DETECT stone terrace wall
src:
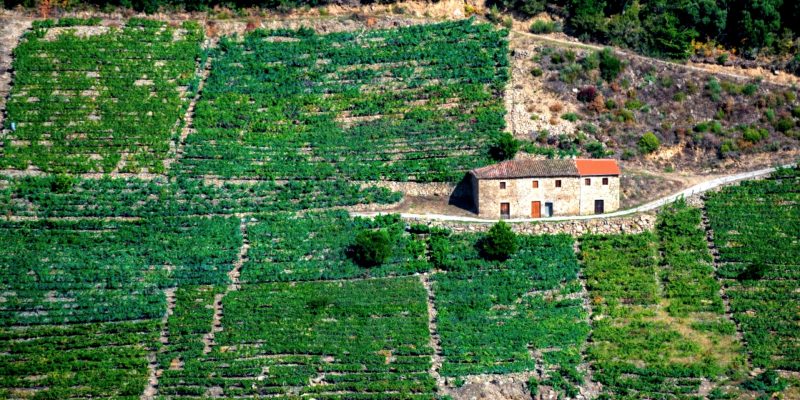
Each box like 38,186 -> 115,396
408,213 -> 657,236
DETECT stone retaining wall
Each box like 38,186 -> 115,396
406,213 -> 657,236
360,181 -> 469,198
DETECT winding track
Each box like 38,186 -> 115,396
352,163 -> 796,223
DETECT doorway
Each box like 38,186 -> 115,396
531,201 -> 541,218
500,202 -> 510,219
594,199 -> 605,214
544,202 -> 553,217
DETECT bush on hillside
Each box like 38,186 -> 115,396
480,221 -> 518,261
530,20 -> 561,34
349,229 -> 392,267
742,370 -> 786,393
490,133 -> 520,161
638,132 -> 660,154
598,49 -> 622,82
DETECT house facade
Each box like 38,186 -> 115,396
470,159 -> 621,219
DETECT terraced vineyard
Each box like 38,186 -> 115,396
0,217 -> 240,399
705,167 -> 800,371
430,232 -> 588,394
0,175 -> 399,218
242,211 -> 430,282
179,20 -> 509,182
157,278 -> 437,399
582,203 -> 743,399
0,13 -> 798,400
1,18 -> 203,174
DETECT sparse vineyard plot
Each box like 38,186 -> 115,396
0,175 -> 399,218
0,217 -> 240,399
156,278 -> 437,399
582,213 -> 741,399
241,211 -> 429,282
431,232 -> 588,393
1,18 -> 203,173
180,19 -> 509,182
705,167 -> 800,371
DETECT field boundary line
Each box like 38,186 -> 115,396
573,238 -> 601,397
202,218 -> 249,354
164,39 -> 215,175
699,200 -> 752,370
419,272 -> 444,388
141,287 -> 177,400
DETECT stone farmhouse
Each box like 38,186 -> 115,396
470,159 -> 621,219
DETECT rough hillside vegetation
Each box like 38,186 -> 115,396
508,36 -> 800,172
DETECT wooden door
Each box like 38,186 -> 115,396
500,202 -> 510,219
594,200 -> 604,214
531,201 -> 541,218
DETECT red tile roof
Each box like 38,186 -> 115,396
471,159 -> 579,179
471,159 -> 620,179
575,159 -> 620,176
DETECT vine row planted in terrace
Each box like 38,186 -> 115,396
178,19 -> 509,182
705,166 -> 800,372
1,18 -> 203,174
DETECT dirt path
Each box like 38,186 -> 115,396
202,219 -> 249,354
141,287 -> 177,400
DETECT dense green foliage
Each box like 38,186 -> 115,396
479,220 -> 518,260
157,278 -> 437,399
532,0 -> 799,60
1,19 -> 203,173
705,166 -> 800,371
431,231 -> 588,394
241,211 -> 429,282
350,229 -> 393,267
181,20 -> 509,182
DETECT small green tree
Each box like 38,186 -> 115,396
638,132 -> 661,154
489,133 -> 520,161
350,229 -> 392,267
598,48 -> 623,82
480,221 -> 518,261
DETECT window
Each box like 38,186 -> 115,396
585,178 -> 591,186
555,180 -> 562,188
499,181 -> 506,189
603,177 -> 609,185
532,180 -> 539,189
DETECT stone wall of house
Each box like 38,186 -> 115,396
578,175 -> 620,215
409,213 -> 656,236
476,177 -> 581,219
